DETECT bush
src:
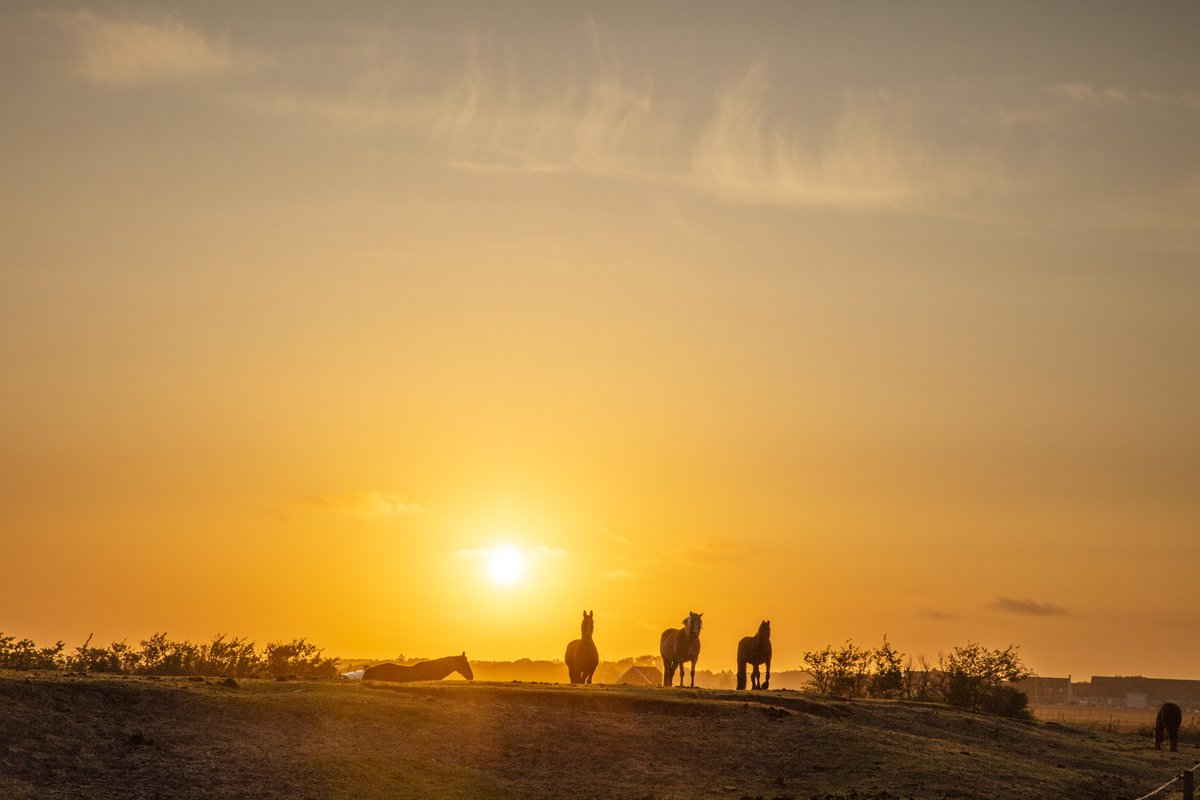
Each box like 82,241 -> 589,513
803,640 -> 872,697
1,630 -> 340,679
802,637 -> 1033,718
0,633 -> 64,670
262,638 -> 338,678
803,637 -> 906,699
870,635 -> 905,698
940,642 -> 1032,718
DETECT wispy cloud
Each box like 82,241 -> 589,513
233,27 -> 1198,240
239,24 -> 658,178
426,26 -> 656,175
41,10 -> 242,85
600,527 -> 631,546
664,537 -> 745,568
991,596 -> 1068,617
599,568 -> 640,581
1045,82 -> 1130,104
304,491 -> 429,521
919,608 -> 957,621
1045,82 -> 1200,109
690,60 -> 1005,210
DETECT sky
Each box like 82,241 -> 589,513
1,2 -> 1198,681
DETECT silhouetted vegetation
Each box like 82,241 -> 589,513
0,631 -> 337,678
0,633 -> 65,671
803,637 -> 1032,718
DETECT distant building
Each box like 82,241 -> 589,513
616,665 -> 663,686
1076,676 -> 1200,711
1013,676 -> 1072,705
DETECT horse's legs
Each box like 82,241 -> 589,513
688,659 -> 695,688
751,663 -> 760,690
763,658 -> 770,691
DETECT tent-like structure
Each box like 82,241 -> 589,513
616,665 -> 662,686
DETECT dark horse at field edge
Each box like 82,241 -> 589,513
736,619 -> 772,690
1155,701 -> 1182,751
660,611 -> 702,688
363,652 -> 474,683
565,609 -> 599,684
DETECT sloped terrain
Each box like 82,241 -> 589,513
0,673 -> 1193,799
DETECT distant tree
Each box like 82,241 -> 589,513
196,634 -> 260,677
0,633 -> 64,670
803,641 -> 872,697
138,632 -> 199,675
263,638 -> 338,678
64,634 -> 123,673
870,635 -> 905,698
940,642 -> 1032,718
903,654 -> 937,702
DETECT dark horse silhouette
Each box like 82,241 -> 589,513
736,619 -> 772,690
660,611 -> 702,688
565,610 -> 599,684
1155,701 -> 1182,751
363,652 -> 474,683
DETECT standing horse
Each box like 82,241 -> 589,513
565,610 -> 600,684
736,620 -> 772,690
363,652 -> 474,683
1155,702 -> 1183,751
660,611 -> 703,688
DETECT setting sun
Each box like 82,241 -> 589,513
488,547 -> 525,587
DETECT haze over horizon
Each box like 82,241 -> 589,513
2,2 -> 1198,682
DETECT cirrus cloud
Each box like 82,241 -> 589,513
40,9 -> 245,86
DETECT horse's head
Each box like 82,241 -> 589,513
581,610 -> 594,638
683,611 -> 703,637
458,651 -> 474,681
759,619 -> 770,639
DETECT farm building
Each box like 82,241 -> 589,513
1013,676 -> 1072,705
616,665 -> 663,686
1074,676 -> 1200,710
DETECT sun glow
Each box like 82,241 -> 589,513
488,546 -> 524,586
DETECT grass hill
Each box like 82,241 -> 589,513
1,672 -> 1193,799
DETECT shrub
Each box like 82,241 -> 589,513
802,637 -> 1032,718
804,637 -> 906,699
63,635 -> 123,673
262,638 -> 338,678
0,633 -> 64,670
803,641 -> 872,697
870,635 -> 905,698
940,642 -> 1032,718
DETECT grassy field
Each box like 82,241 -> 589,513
1,672 -> 1196,800
1032,704 -> 1200,738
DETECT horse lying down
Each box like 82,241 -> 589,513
344,652 -> 475,683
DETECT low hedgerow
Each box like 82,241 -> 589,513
0,630 -> 338,678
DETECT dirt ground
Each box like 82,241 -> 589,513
1,673 -> 1195,799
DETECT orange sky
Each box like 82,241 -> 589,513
1,2 -> 1198,680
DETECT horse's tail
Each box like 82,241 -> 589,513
736,658 -> 747,691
